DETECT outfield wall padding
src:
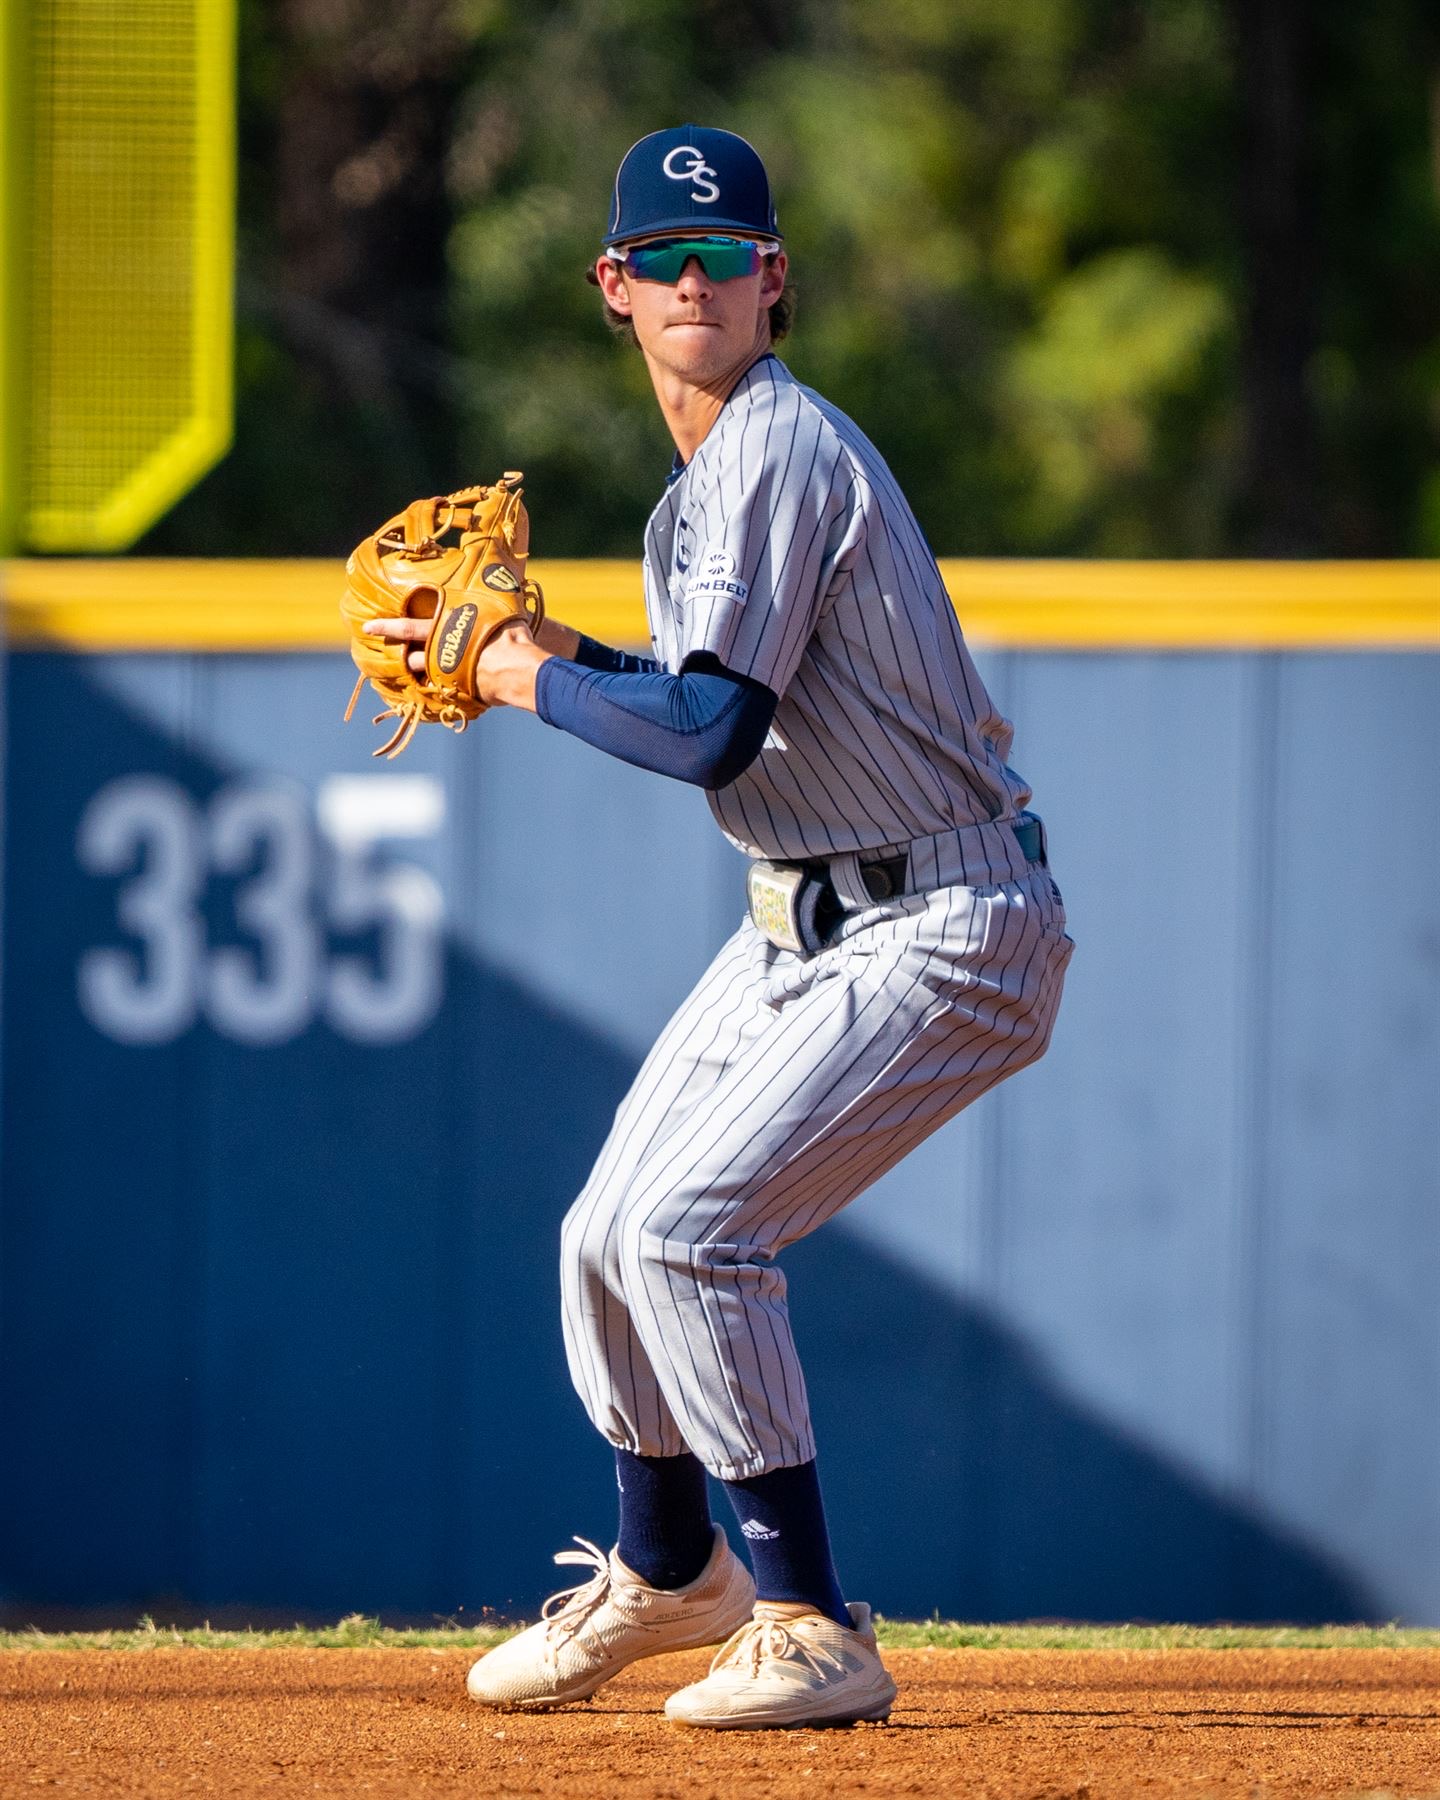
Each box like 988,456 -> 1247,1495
0,629 -> 1436,1625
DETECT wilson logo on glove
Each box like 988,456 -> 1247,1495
339,472 -> 545,758
437,604 -> 478,673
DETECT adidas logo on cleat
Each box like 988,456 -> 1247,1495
740,1518 -> 780,1540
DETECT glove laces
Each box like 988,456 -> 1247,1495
708,1612 -> 851,1683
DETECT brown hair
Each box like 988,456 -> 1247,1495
585,258 -> 795,346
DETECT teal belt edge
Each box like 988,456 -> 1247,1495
1013,812 -> 1045,865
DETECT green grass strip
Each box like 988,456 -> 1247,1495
875,1621 -> 1440,1650
1,1614 -> 1436,1652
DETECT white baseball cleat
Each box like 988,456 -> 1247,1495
663,1599 -> 898,1729
465,1526 -> 755,1709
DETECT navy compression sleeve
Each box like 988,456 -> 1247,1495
534,651 -> 777,789
571,634 -> 664,676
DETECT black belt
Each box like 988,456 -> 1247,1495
797,859 -> 898,926
850,813 -> 1046,903
801,814 -> 1047,941
856,854 -> 909,902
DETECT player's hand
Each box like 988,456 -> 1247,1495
471,620 -> 540,706
364,616 -> 539,702
361,613 -> 576,675
363,616 -> 429,676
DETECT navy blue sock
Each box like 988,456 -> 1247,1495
719,1460 -> 850,1628
614,1447 -> 715,1591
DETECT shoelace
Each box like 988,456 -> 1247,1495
709,1614 -> 850,1683
538,1537 -> 612,1675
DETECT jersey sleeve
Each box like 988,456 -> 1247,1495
675,381 -> 860,697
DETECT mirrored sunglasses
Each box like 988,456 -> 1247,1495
606,236 -> 778,284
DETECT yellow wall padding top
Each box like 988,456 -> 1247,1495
21,0 -> 234,550
2,557 -> 1437,653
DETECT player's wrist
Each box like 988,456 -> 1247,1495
534,616 -> 581,659
480,628 -> 552,712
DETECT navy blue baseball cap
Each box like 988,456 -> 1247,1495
603,126 -> 781,248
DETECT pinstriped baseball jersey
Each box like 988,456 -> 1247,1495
643,353 -> 1031,865
560,344 -> 1073,1487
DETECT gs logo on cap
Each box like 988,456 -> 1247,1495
604,126 -> 779,249
662,145 -> 720,204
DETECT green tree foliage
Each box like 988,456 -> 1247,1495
143,0 -> 1439,559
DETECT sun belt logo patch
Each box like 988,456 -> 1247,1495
481,563 -> 521,592
662,145 -> 720,205
699,547 -> 735,579
682,543 -> 748,608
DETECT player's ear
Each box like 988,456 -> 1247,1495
595,256 -> 633,315
759,251 -> 787,307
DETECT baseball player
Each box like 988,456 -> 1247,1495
372,125 -> 1072,1728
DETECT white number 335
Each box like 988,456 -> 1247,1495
75,775 -> 445,1046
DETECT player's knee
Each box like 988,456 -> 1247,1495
615,1199 -> 747,1304
614,1208 -> 683,1299
559,1188 -> 620,1285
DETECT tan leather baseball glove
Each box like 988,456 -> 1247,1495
340,471 -> 545,758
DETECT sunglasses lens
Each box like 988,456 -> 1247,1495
622,239 -> 765,282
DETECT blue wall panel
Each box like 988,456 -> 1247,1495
982,652 -> 1259,1489
1,647 -> 1436,1624
1251,655 -> 1440,1620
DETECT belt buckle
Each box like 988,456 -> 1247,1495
747,860 -> 809,954
747,859 -> 835,956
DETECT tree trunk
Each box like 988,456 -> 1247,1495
1227,0 -> 1323,554
269,0 -> 467,495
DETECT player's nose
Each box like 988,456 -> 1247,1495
674,256 -> 714,296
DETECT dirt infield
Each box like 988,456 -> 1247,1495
2,1646 -> 1437,1797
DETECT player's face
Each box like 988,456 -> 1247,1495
597,237 -> 788,387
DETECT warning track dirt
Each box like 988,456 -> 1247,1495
3,1645 -> 1438,1797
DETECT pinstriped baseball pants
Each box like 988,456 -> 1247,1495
560,869 -> 1073,1481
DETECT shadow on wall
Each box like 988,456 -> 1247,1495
788,1231 -> 1371,1624
0,657 -> 1372,1626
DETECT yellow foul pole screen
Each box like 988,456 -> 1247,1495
21,0 -> 235,552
